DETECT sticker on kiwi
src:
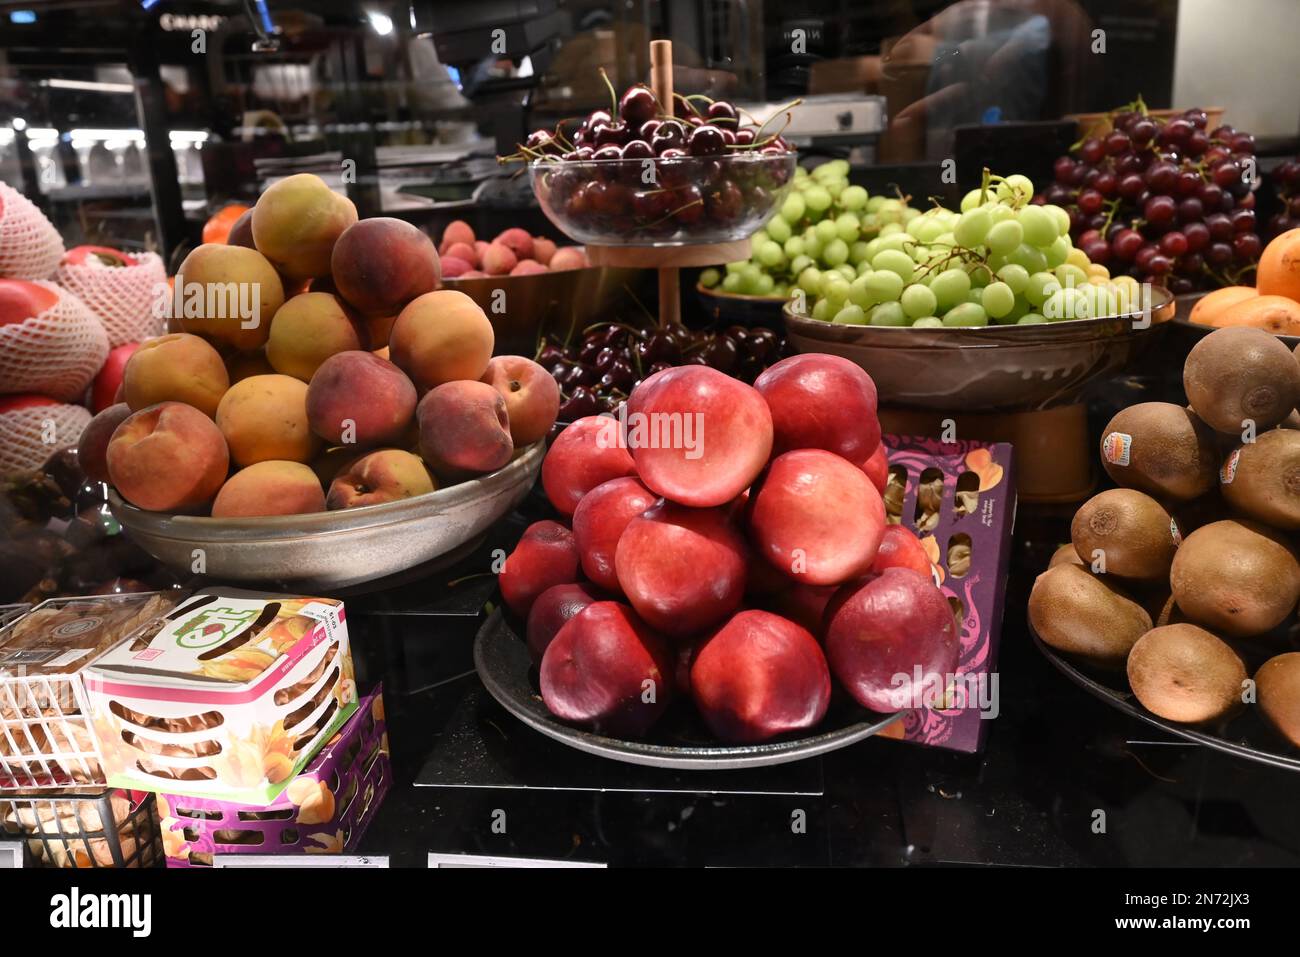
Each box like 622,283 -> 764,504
1102,431 -> 1132,467
1220,448 -> 1241,485
1170,517 -> 1182,547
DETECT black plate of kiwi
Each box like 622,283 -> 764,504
1030,625 -> 1300,773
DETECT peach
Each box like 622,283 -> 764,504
461,269 -> 487,279
526,582 -> 602,664
482,243 -> 517,276
123,333 -> 230,418
364,312 -> 396,347
539,601 -> 674,737
691,610 -> 831,743
615,500 -> 748,638
331,218 -> 441,316
326,448 -> 434,509
441,257 -> 474,279
227,208 -> 256,249
572,476 -> 656,592
870,525 -> 933,578
541,416 -> 637,516
92,343 -> 139,413
416,379 -> 513,478
77,403 -> 133,483
106,402 -> 229,511
754,354 -> 880,460
860,444 -> 888,494
481,355 -> 560,446
499,520 -> 581,617
173,244 -> 285,352
226,350 -> 277,383
306,351 -> 416,448
749,449 -> 887,586
251,173 -> 358,281
444,242 -> 478,267
389,289 -> 494,392
533,237 -> 557,266
266,292 -> 367,382
626,365 -> 773,508
494,228 -> 534,260
473,240 -> 490,264
774,583 -> 838,635
510,260 -> 547,276
216,373 -> 320,466
549,247 -> 587,271
439,220 -> 475,254
212,460 -> 326,517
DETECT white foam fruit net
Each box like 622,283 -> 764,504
0,183 -> 65,281
0,282 -> 109,402
56,251 -> 167,347
0,402 -> 91,474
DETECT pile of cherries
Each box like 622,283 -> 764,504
1039,105 -> 1263,292
1268,158 -> 1300,239
538,320 -> 791,424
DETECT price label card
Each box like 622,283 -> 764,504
0,842 -> 24,868
428,852 -> 605,868
212,854 -> 388,868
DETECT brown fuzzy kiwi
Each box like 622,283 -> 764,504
1220,429 -> 1300,530
1184,327 -> 1300,434
1028,563 -> 1152,668
1255,652 -> 1300,747
1127,624 -> 1247,723
1049,543 -> 1084,568
1169,519 -> 1300,637
1099,402 -> 1219,502
1070,488 -> 1177,582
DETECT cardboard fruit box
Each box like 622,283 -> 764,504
83,589 -> 359,804
157,687 -> 390,867
878,434 -> 1016,754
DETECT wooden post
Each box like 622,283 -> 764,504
649,39 -> 680,328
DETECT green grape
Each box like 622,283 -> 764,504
849,240 -> 872,265
986,252 -> 1010,272
877,199 -> 906,224
722,272 -> 743,293
953,207 -> 992,248
773,283 -> 789,299
864,269 -> 905,302
943,302 -> 989,327
839,185 -> 869,211
848,275 -> 873,308
755,274 -> 776,296
966,262 -> 993,287
1054,263 -> 1088,288
789,253 -> 812,276
766,216 -> 792,244
912,316 -> 944,328
877,222 -> 902,237
725,260 -> 746,275
814,219 -> 838,244
832,304 -> 867,326
870,302 -> 907,326
785,236 -> 806,259
835,213 -> 860,243
865,195 -> 886,213
996,263 -> 1030,294
996,174 -> 1034,205
699,268 -> 721,288
803,232 -> 823,260
967,287 -> 984,304
861,213 -> 880,233
856,260 -> 872,276
930,268 -> 972,310
901,206 -> 922,225
871,249 -> 916,283
823,279 -> 851,312
911,218 -> 947,243
1024,272 -> 1060,307
811,298 -> 830,321
910,245 -> 931,265
960,188 -> 987,212
824,180 -> 845,201
1016,205 -> 1058,246
781,193 -> 806,224
752,230 -> 769,248
1044,235 -> 1071,268
835,264 -> 856,281
1044,287 -> 1090,322
933,231 -> 958,248
1008,243 -> 1049,274
900,283 -> 937,318
876,233 -> 910,253
794,165 -> 809,179
805,186 -> 833,213
982,280 -> 1015,319
757,241 -> 785,269
985,219 -> 1023,255
823,238 -> 850,266
797,266 -> 823,296
986,203 -> 1014,225
863,237 -> 885,261
1043,204 -> 1071,237
1017,312 -> 1047,325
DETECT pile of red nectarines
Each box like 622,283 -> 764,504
436,220 -> 588,279
499,353 -> 961,745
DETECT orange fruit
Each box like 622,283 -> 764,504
1213,294 -> 1300,335
1258,228 -> 1300,302
1188,285 -> 1257,327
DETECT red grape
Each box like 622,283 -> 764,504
1183,221 -> 1211,252
1233,232 -> 1262,260
1078,189 -> 1105,214
1206,242 -> 1233,266
1079,138 -> 1105,165
1112,228 -> 1143,261
1205,212 -> 1233,241
1159,231 -> 1189,257
1144,194 -> 1177,225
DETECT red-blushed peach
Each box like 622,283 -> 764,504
227,208 -> 255,248
614,499 -> 748,638
499,520 -> 581,617
174,244 -> 285,351
533,237 -> 557,265
251,173 -> 358,281
539,601 -> 674,737
754,354 -> 880,460
548,247 -> 587,270
77,402 -> 133,483
438,220 -> 475,254
212,460 -> 326,517
749,449 -> 887,586
481,243 -> 517,276
626,365 -> 773,508
123,333 -> 229,418
473,240 -> 490,263
216,374 -> 320,466
860,443 -> 888,494
106,402 -> 229,511
526,582 -> 602,664
389,289 -> 494,393
306,351 -> 417,448
541,416 -> 637,517
326,448 -> 434,509
509,260 -> 547,276
461,269 -> 487,279
92,343 -> 139,413
481,355 -> 560,446
825,568 -> 960,713
871,524 -> 934,578
494,228 -> 534,260
774,583 -> 839,635
416,379 -> 512,478
441,257 -> 473,279
572,476 -> 656,592
444,242 -> 478,267
691,610 -> 831,743
331,218 -> 441,316
266,292 -> 367,382
309,446 -> 361,489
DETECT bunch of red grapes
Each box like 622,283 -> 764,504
1268,158 -> 1300,238
538,321 -> 790,424
1039,107 -> 1262,293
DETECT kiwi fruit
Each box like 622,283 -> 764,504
1255,652 -> 1300,747
1184,326 -> 1300,434
1169,519 -> 1300,638
1049,543 -> 1083,568
1220,429 -> 1300,530
1099,402 -> 1218,502
1127,624 -> 1247,723
1028,563 -> 1152,668
1070,488 -> 1177,582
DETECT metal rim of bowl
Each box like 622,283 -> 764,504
107,441 -> 545,543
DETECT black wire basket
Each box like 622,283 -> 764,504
0,788 -> 164,868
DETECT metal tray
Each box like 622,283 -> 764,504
1030,623 -> 1300,773
109,442 -> 544,590
474,607 -> 900,770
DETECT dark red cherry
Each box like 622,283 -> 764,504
688,124 -> 726,156
619,84 -> 659,127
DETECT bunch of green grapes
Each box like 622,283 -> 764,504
785,171 -> 1146,327
699,159 -> 922,298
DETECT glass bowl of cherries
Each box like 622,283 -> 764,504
514,78 -> 798,247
